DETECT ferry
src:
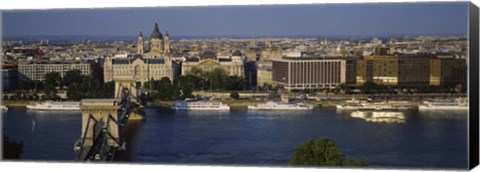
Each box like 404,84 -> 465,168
1,105 -> 8,111
418,98 -> 468,111
26,101 -> 81,111
365,112 -> 405,123
350,111 -> 368,119
171,100 -> 230,111
248,101 -> 313,110
336,98 -> 413,110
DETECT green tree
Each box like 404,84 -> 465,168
44,72 -> 62,88
206,68 -> 228,90
156,77 -> 175,100
63,69 -> 82,87
225,75 -> 246,90
230,91 -> 240,99
289,138 -> 368,167
3,130 -> 24,159
44,84 -> 57,100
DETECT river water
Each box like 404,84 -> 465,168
2,107 -> 468,169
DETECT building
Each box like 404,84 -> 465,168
356,55 -> 398,86
18,60 -> 93,81
344,57 -> 360,86
355,54 -> 466,89
397,54 -> 434,87
256,62 -> 273,86
430,58 -> 467,89
2,67 -> 18,91
103,55 -> 177,85
137,22 -> 172,58
181,56 -> 244,76
272,57 -> 346,90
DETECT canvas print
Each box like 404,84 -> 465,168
1,1 -> 477,170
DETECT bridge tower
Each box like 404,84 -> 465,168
79,99 -> 122,149
114,77 -> 139,101
75,78 -> 144,161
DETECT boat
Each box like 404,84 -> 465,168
350,111 -> 368,119
26,101 -> 81,111
171,100 -> 230,111
248,101 -> 313,110
365,112 -> 405,123
336,98 -> 413,110
1,105 -> 8,111
418,98 -> 468,111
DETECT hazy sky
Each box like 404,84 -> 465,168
1,2 -> 469,37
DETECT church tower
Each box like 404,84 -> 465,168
137,31 -> 144,54
164,31 -> 171,54
149,22 -> 164,55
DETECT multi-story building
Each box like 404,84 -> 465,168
103,55 -> 177,85
344,57 -> 360,86
356,55 -> 398,86
355,54 -> 466,89
2,67 -> 18,91
18,60 -> 93,81
272,57 -> 346,90
181,56 -> 244,76
430,58 -> 467,88
397,54 -> 434,86
256,62 -> 273,86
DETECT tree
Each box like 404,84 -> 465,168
44,72 -> 62,88
289,138 -> 368,167
225,75 -> 246,90
44,84 -> 57,100
230,91 -> 240,99
63,69 -> 82,88
206,68 -> 228,90
3,130 -> 24,159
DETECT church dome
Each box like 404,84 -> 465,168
150,23 -> 163,40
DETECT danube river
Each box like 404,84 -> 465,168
2,107 -> 467,169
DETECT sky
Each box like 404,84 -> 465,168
1,2 -> 469,37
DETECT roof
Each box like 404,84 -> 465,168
112,55 -> 165,64
150,23 -> 163,40
218,58 -> 232,62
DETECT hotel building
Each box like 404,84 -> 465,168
272,57 -> 346,90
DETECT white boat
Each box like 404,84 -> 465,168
26,101 -> 81,111
365,112 -> 405,123
418,98 -> 468,111
350,111 -> 368,119
171,100 -> 230,111
248,101 -> 313,110
336,98 -> 413,110
1,105 -> 8,111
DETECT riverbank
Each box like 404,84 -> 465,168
2,100 -> 33,107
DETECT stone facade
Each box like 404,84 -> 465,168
272,57 -> 346,90
181,56 -> 244,76
18,60 -> 92,81
103,55 -> 176,85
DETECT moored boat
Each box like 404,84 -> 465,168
248,101 -> 313,110
171,100 -> 230,111
1,105 -> 8,111
26,101 -> 81,111
418,98 -> 468,111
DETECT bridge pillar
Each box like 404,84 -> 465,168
114,78 -> 139,101
80,99 -> 121,148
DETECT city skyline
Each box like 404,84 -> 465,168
2,2 -> 468,38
